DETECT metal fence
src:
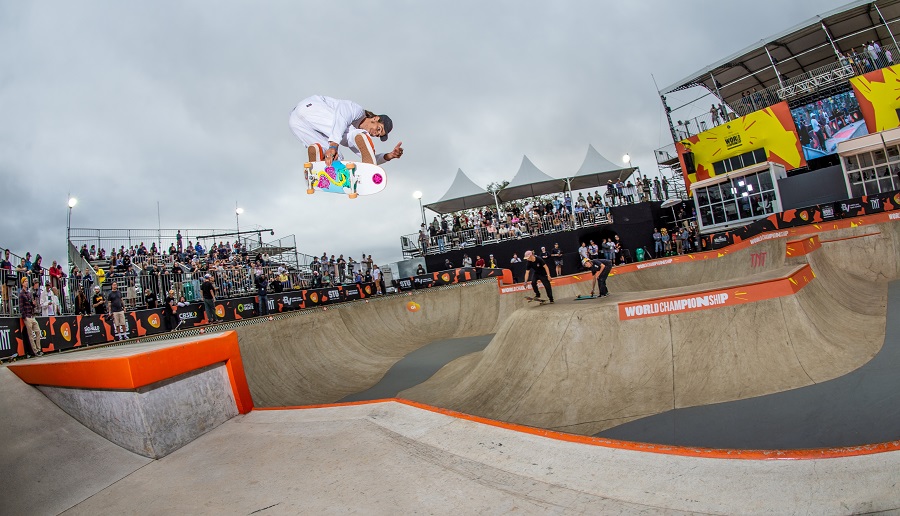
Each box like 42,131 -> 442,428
673,43 -> 900,140
401,207 -> 614,258
0,262 -> 379,317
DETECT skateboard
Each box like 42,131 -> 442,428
574,295 -> 598,301
524,295 -> 548,305
304,160 -> 387,198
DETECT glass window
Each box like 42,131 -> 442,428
713,161 -> 726,176
724,201 -> 739,221
753,148 -> 767,163
848,171 -> 863,183
758,170 -> 774,191
708,184 -> 722,202
729,156 -> 743,171
877,166 -> 894,192
845,155 -> 859,170
864,173 -> 879,195
874,149 -> 887,165
761,192 -> 777,213
712,203 -> 726,224
721,183 -> 735,200
887,145 -> 900,162
700,206 -> 713,226
745,172 -> 762,193
859,152 -> 873,168
849,181 -> 865,197
748,194 -> 763,216
737,196 -> 753,218
696,187 -> 710,205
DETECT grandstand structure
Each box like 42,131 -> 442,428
399,146 -> 693,274
654,0 -> 900,234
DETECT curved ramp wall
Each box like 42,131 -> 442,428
400,224 -> 898,436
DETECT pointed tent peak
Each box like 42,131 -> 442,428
574,144 -> 623,177
423,168 -> 496,214
498,155 -> 567,202
567,144 -> 636,190
508,155 -> 558,187
436,168 -> 488,202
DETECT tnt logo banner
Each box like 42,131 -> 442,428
0,317 -> 21,359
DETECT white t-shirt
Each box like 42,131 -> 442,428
291,95 -> 386,164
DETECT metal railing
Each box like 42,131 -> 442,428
0,261 -> 385,317
672,43 -> 900,139
401,207 -> 614,258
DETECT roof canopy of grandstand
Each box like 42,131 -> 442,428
423,168 -> 497,214
424,146 -> 636,214
660,0 -> 900,107
567,144 -> 635,190
496,156 -> 565,202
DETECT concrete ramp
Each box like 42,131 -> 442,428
236,282 -> 517,407
0,367 -> 150,515
400,223 -> 898,437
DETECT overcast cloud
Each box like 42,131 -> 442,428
0,0 -> 846,266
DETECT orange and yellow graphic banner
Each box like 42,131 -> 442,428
676,101 -> 805,191
850,63 -> 900,133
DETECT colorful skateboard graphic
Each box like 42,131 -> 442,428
304,160 -> 387,198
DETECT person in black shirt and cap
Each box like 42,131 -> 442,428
523,250 -> 554,303
582,257 -> 613,298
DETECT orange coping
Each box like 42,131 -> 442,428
256,398 -> 900,461
497,210 -> 898,293
785,235 -> 821,257
617,264 -> 815,321
7,331 -> 253,414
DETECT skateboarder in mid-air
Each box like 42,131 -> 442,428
582,257 -> 612,297
289,95 -> 404,166
523,250 -> 554,303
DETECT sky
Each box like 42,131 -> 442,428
0,0 -> 848,268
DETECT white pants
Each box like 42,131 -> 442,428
288,109 -> 377,163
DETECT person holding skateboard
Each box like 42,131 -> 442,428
523,250 -> 554,304
289,95 -> 404,166
582,257 -> 612,298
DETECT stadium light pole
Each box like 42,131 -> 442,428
235,206 -> 244,235
413,191 -> 426,227
67,196 -> 78,271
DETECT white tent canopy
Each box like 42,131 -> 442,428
568,144 -> 635,190
423,168 -> 496,214
497,156 -> 567,202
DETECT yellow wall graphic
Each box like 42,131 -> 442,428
676,102 -> 805,191
850,63 -> 900,132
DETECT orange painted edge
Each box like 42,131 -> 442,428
497,211 -> 899,295
7,331 -> 254,414
616,264 -> 813,320
252,398 -> 900,461
785,235 -> 821,257
819,231 -> 882,243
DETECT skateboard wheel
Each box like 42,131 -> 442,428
306,189 -> 315,194
303,162 -> 312,168
348,193 -> 359,199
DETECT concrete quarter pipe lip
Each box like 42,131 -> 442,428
256,398 -> 900,461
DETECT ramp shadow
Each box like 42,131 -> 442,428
597,280 -> 900,449
339,334 -> 494,403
